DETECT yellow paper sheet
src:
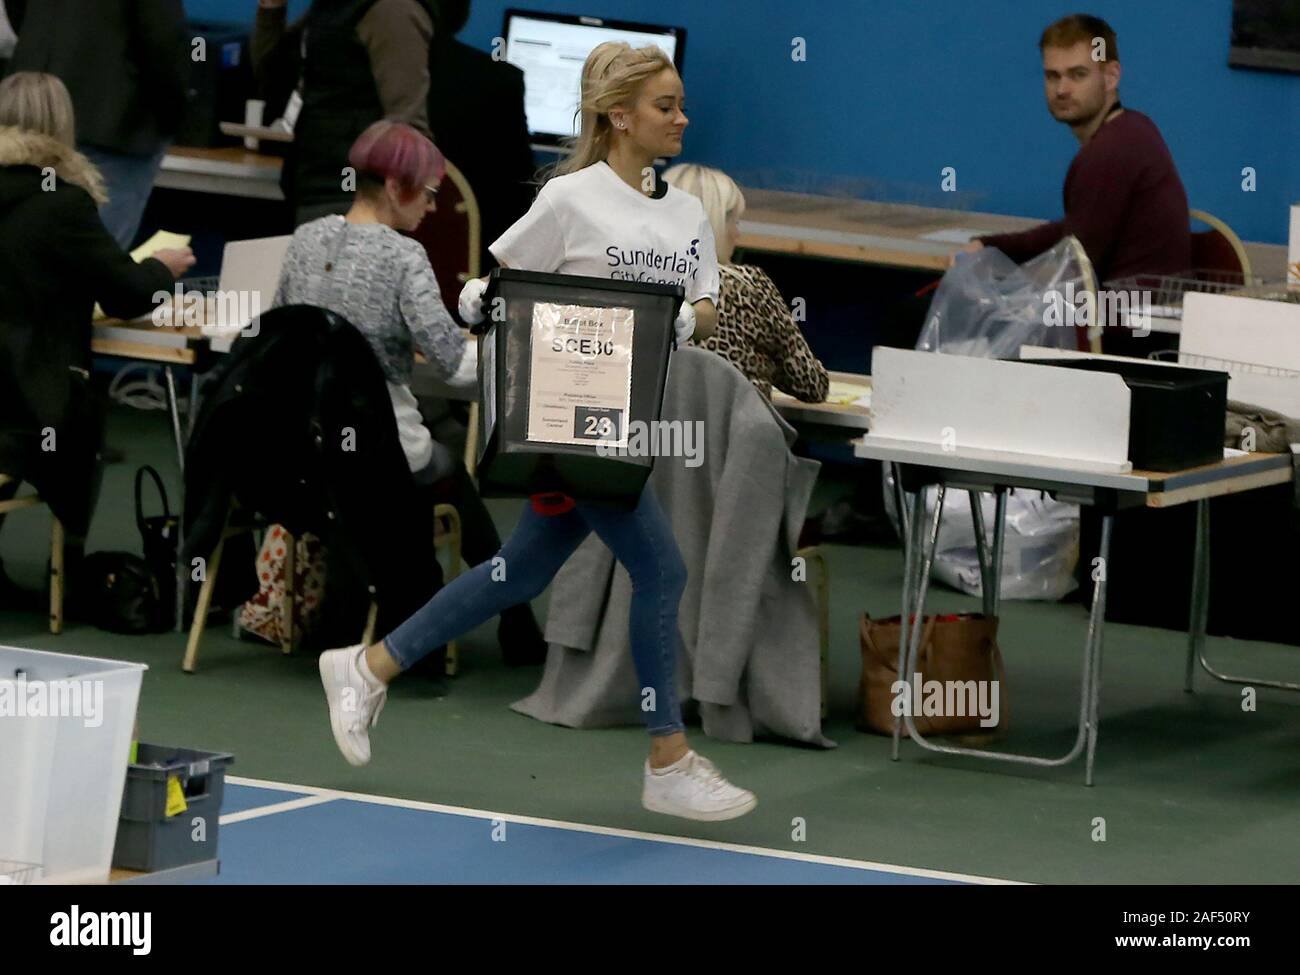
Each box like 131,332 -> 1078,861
825,380 -> 872,407
130,230 -> 191,263
94,230 -> 192,320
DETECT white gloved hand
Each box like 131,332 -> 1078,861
458,277 -> 488,325
673,300 -> 697,346
450,338 -> 478,391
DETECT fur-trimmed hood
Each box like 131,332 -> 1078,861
0,125 -> 108,206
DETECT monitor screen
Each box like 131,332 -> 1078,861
503,8 -> 686,147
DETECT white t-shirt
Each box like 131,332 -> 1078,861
490,161 -> 720,305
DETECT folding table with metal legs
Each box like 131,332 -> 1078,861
893,477 -> 1112,785
1183,497 -> 1300,694
865,446 -> 1294,785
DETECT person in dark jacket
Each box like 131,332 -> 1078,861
252,0 -> 435,225
3,0 -> 189,248
426,0 -> 535,271
0,72 -> 193,606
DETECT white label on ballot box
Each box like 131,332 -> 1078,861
526,302 -> 633,447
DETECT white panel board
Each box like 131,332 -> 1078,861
869,348 -> 1133,469
1182,292 -> 1300,371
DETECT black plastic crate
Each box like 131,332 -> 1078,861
112,743 -> 234,873
1020,357 -> 1228,472
476,268 -> 684,505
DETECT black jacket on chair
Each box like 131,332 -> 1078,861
0,127 -> 172,535
3,0 -> 189,157
181,305 -> 440,636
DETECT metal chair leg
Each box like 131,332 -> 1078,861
164,366 -> 185,473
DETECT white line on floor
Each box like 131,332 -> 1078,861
219,793 -> 338,825
224,774 -> 1022,884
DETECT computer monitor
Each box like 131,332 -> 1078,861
502,8 -> 687,150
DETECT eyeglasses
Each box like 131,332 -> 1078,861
424,184 -> 441,202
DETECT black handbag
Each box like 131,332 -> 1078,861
81,552 -> 170,634
135,465 -> 179,607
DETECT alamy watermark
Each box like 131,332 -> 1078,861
0,675 -> 104,728
49,906 -> 151,954
595,419 -> 704,468
150,285 -> 261,337
890,675 -> 1000,728
1043,283 -> 1152,337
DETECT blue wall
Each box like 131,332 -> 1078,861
185,0 -> 1298,244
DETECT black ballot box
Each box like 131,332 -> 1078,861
475,268 -> 685,506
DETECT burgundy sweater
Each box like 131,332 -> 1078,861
978,110 -> 1191,285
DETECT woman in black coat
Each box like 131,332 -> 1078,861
0,72 -> 192,603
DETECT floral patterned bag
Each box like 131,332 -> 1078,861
238,525 -> 327,647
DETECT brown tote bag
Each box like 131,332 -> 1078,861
857,613 -> 1007,738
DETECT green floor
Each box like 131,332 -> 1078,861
3,404 -> 1298,884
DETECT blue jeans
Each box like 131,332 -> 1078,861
384,487 -> 687,736
78,144 -> 168,249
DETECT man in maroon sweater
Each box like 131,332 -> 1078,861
964,14 -> 1190,354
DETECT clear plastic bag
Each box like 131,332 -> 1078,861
886,236 -> 1088,601
917,236 -> 1087,359
882,472 -> 1079,601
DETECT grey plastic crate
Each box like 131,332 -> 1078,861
112,743 -> 234,873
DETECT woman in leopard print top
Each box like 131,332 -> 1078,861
664,164 -> 829,403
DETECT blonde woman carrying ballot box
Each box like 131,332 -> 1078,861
318,41 -> 758,822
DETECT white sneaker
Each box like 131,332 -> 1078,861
642,750 -> 757,822
318,644 -> 388,766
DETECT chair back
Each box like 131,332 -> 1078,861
405,158 -> 482,323
1189,208 -> 1252,284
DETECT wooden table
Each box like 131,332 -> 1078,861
154,148 -> 1292,277
158,146 -> 283,200
771,370 -> 871,433
92,314 -> 206,366
92,310 -> 223,470
737,188 -> 1038,271
737,187 -> 1292,279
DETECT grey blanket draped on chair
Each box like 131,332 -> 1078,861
512,347 -> 833,748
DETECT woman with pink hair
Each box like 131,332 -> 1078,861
272,119 -> 546,668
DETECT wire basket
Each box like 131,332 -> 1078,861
1104,270 -> 1253,320
0,860 -> 41,885
1148,348 -> 1300,378
1222,282 -> 1300,304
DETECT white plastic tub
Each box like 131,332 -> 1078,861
0,646 -> 146,883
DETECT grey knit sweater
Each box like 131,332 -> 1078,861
272,216 -> 466,384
